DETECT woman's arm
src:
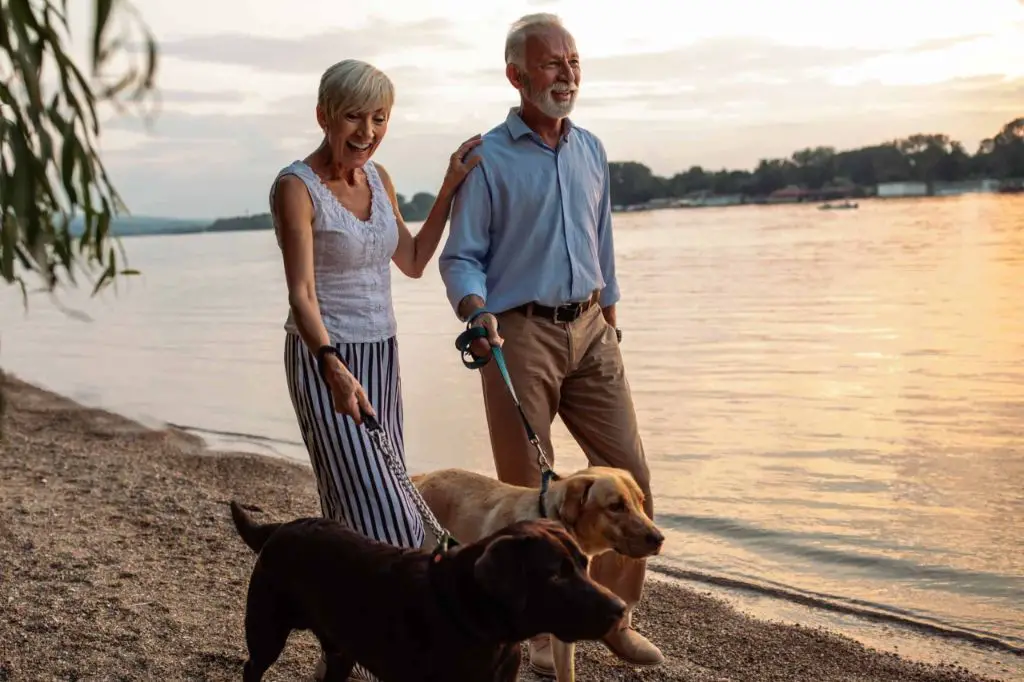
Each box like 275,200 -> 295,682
273,175 -> 337,356
272,174 -> 375,421
377,163 -> 454,279
380,135 -> 482,279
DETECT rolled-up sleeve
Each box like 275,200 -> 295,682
595,142 -> 620,307
439,161 -> 492,316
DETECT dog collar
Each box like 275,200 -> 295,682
538,469 -> 556,517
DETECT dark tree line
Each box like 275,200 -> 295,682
395,192 -> 437,222
608,117 -> 1024,207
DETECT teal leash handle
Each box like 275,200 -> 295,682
454,325 -> 491,370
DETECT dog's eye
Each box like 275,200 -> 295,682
609,499 -> 626,513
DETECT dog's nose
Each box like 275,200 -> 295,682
646,530 -> 664,548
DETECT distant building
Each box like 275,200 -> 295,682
697,194 -> 744,207
767,186 -> 809,203
876,181 -> 928,198
999,178 -> 1024,193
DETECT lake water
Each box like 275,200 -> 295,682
2,195 -> 1022,675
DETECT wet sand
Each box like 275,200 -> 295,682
0,374 -> 1007,681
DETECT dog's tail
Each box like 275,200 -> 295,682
229,500 -> 281,554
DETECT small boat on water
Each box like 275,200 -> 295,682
818,200 -> 858,210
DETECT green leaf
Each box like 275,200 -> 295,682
1,0 -> 159,306
1,216 -> 16,282
92,0 -> 114,70
59,116 -> 78,204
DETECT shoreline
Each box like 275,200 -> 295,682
0,373 -> 1014,681
97,193 -> 1024,240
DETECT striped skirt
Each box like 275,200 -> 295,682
283,333 -> 425,550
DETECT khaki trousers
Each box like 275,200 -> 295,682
480,302 -> 653,612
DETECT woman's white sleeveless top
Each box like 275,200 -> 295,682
270,160 -> 399,343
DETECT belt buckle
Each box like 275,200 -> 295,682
553,302 -> 582,323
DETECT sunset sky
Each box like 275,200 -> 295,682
69,0 -> 1024,219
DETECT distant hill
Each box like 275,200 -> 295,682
63,189 -> 440,240
65,213 -> 272,238
69,214 -> 209,237
204,214 -> 273,233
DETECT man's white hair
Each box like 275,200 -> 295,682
317,59 -> 395,124
504,12 -> 565,67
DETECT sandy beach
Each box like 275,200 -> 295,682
0,373 -> 1009,682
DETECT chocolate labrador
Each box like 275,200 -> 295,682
229,501 -> 626,682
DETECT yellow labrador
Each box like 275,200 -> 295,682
412,466 -> 664,682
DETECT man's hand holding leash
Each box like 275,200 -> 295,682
458,295 -> 504,359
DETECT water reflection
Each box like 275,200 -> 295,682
1,195 -> 1022,654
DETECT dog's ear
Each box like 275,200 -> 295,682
473,536 -> 529,609
558,477 -> 594,526
473,536 -> 517,581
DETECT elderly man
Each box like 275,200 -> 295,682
438,11 -> 663,677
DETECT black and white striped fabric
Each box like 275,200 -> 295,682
284,333 -> 424,550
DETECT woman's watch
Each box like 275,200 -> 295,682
615,327 -> 623,343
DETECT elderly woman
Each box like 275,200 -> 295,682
268,59 -> 480,676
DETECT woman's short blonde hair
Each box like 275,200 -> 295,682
317,59 -> 395,124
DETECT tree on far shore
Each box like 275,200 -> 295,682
1,0 -> 159,432
608,118 -> 1024,206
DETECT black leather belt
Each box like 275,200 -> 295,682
517,296 -> 598,323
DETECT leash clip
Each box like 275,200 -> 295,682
431,530 -> 458,562
530,435 -> 554,475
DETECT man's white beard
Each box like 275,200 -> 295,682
526,82 -> 578,118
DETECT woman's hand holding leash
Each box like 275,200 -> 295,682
316,346 -> 375,424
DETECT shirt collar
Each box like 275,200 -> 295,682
505,107 -> 574,144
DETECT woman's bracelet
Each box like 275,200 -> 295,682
316,345 -> 346,382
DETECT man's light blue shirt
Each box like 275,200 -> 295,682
438,107 -> 620,317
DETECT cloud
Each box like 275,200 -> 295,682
156,89 -> 250,104
98,74 -> 1021,220
903,33 -> 991,52
93,29 -> 1024,220
582,74 -> 1022,120
160,17 -> 471,74
575,38 -> 887,87
578,75 -> 1022,177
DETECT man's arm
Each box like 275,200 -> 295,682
595,140 -> 620,327
438,158 -> 492,320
